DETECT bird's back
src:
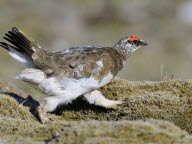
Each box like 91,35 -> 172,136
39,46 -> 125,81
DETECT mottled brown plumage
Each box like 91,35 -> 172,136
33,46 -> 125,81
0,27 -> 148,123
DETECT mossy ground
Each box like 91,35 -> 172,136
0,78 -> 192,143
59,78 -> 192,134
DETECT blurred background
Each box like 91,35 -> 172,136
0,0 -> 192,99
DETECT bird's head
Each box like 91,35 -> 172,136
114,36 -> 148,55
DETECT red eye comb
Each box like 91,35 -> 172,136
129,37 -> 140,41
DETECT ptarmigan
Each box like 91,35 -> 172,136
0,27 -> 148,123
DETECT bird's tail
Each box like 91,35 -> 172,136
0,27 -> 35,67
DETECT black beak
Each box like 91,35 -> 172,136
139,41 -> 148,46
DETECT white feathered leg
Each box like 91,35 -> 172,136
38,91 -> 80,124
37,96 -> 60,124
84,90 -> 123,108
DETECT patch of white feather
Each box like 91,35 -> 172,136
9,52 -> 27,63
60,73 -> 113,95
37,44 -> 42,48
78,65 -> 84,71
62,49 -> 70,54
9,47 -> 35,68
16,70 -> 45,83
76,72 -> 83,77
39,78 -> 64,95
17,70 -> 64,96
96,60 -> 103,70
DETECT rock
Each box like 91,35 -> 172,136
0,81 -> 39,107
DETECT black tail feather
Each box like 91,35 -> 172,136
0,42 -> 9,50
4,32 -> 31,54
0,42 -> 22,52
3,37 -> 15,46
8,30 -> 30,48
0,27 -> 34,56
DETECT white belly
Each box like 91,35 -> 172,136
60,73 -> 113,95
17,69 -> 113,97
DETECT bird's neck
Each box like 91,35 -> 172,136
111,45 -> 132,61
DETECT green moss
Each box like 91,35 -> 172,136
0,95 -> 36,120
0,95 -> 41,135
57,79 -> 192,134
5,119 -> 192,144
0,78 -> 192,143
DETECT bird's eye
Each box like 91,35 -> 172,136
132,40 -> 137,44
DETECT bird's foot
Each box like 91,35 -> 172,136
37,106 -> 50,124
84,90 -> 124,109
104,100 -> 124,109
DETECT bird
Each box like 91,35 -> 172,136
0,27 -> 148,123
